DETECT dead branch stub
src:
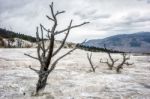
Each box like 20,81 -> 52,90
87,52 -> 97,72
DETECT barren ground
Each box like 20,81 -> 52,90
0,48 -> 150,99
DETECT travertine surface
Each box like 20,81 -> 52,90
0,48 -> 150,99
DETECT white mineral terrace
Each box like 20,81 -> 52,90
0,48 -> 150,99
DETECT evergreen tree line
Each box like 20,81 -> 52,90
0,28 -> 36,42
77,44 -> 123,53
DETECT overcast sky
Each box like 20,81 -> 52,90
0,0 -> 150,42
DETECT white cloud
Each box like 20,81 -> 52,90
0,0 -> 150,42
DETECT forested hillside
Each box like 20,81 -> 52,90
0,28 -> 36,42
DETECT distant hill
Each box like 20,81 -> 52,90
84,32 -> 150,53
0,28 -> 76,48
0,28 -> 36,42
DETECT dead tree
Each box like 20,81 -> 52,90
100,45 -> 133,73
24,2 -> 89,94
87,52 -> 97,72
116,53 -> 133,73
100,45 -> 118,70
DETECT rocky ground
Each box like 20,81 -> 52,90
0,48 -> 150,99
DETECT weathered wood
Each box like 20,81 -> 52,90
87,52 -> 96,72
100,45 -> 133,73
100,45 -> 118,70
116,53 -> 133,73
25,2 -> 89,94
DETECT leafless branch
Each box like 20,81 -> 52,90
48,46 -> 77,74
24,53 -> 38,60
49,2 -> 55,20
29,66 -> 39,74
55,11 -> 65,16
40,24 -> 46,53
48,37 -> 87,72
36,27 -> 42,63
100,45 -> 118,70
87,52 -> 96,72
116,53 -> 133,73
40,24 -> 52,34
46,15 -> 54,21
52,20 -> 73,57
55,22 -> 89,35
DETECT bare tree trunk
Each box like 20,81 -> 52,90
36,71 -> 49,93
109,66 -> 113,70
116,65 -> 122,73
24,2 -> 89,95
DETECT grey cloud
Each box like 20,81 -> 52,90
137,0 -> 150,3
74,9 -> 97,19
0,0 -> 31,13
1,0 -> 150,42
125,16 -> 150,24
74,12 -> 88,19
74,10 -> 110,21
92,14 -> 110,20
0,0 -> 39,22
96,12 -> 150,33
